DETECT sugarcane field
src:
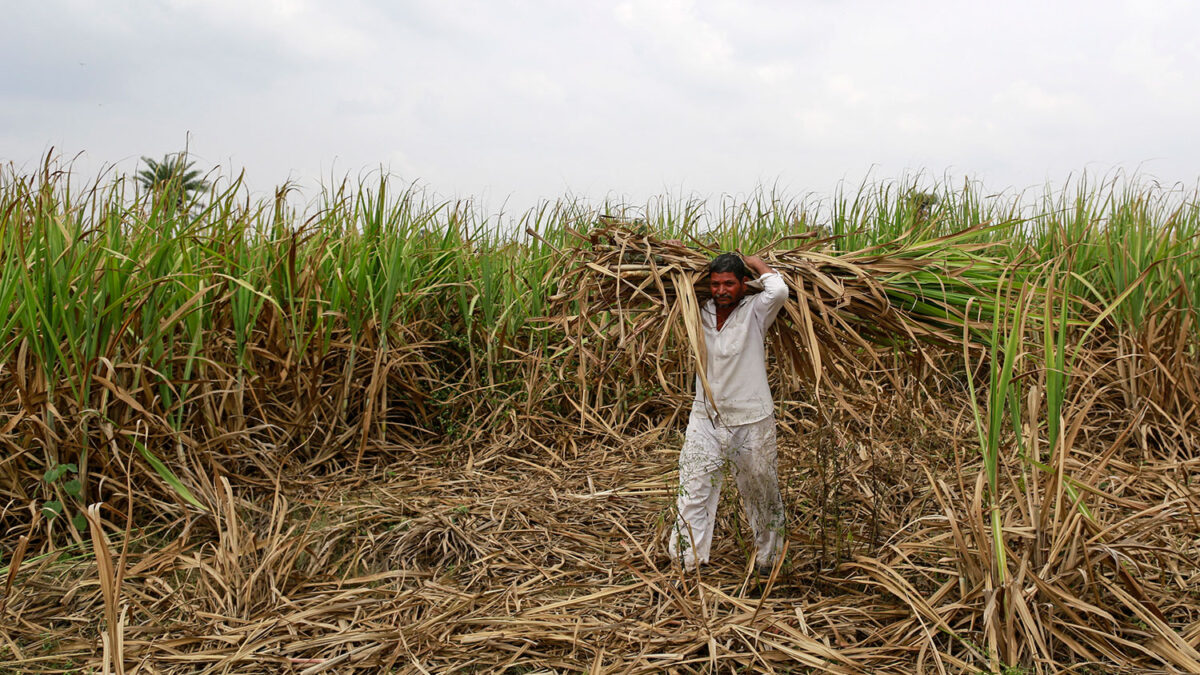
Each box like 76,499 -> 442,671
0,161 -> 1197,674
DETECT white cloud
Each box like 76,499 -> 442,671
615,0 -> 735,76
994,81 -> 1086,117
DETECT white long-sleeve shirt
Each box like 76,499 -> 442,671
690,272 -> 789,426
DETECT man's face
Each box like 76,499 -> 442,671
710,272 -> 747,309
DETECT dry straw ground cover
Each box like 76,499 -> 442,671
1,162 -> 1199,673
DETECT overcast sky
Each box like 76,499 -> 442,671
4,0 -> 1199,214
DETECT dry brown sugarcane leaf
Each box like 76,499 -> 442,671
792,279 -> 825,392
84,503 -> 125,675
673,270 -> 716,422
1096,575 -> 1200,670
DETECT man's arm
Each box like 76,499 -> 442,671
742,255 -> 774,277
743,254 -> 788,327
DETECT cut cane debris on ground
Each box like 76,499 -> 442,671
4,388 -> 1198,673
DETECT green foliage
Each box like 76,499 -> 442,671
40,463 -> 87,532
964,273 -> 1032,583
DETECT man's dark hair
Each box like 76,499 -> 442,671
709,253 -> 748,280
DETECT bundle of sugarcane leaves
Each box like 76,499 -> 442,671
547,221 -> 1021,395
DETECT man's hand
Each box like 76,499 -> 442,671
742,255 -> 774,277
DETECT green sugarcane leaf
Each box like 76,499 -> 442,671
133,440 -> 208,512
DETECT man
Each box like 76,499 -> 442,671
668,251 -> 789,575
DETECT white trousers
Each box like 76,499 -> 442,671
669,413 -> 785,569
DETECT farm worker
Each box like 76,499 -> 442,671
667,250 -> 789,575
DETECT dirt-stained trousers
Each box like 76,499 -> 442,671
669,413 -> 785,570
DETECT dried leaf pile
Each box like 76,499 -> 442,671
547,223 -> 1015,404
3,370 -> 1198,673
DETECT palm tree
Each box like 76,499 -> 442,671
137,153 -> 209,209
